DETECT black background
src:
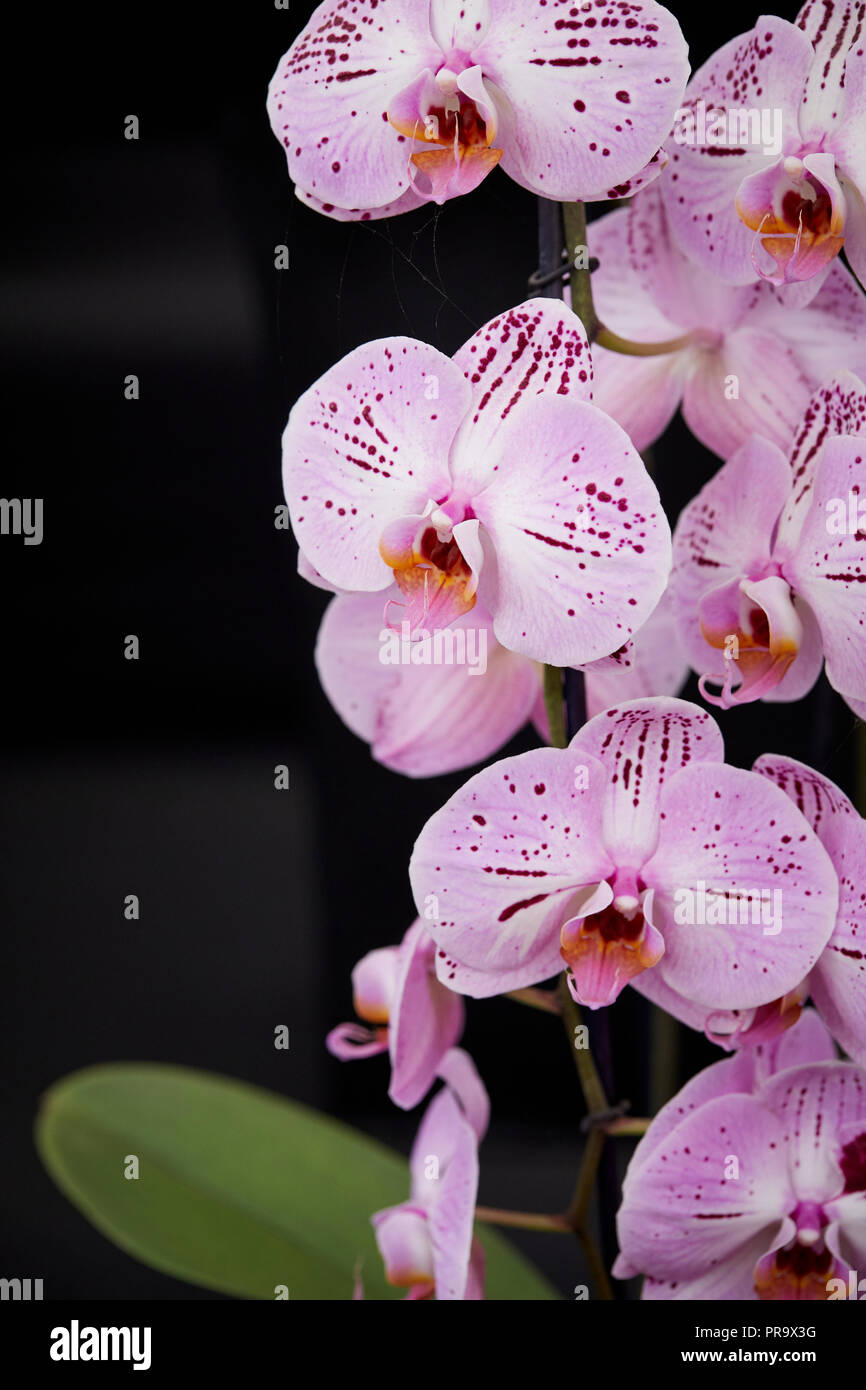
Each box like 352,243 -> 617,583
1,0 -> 857,1300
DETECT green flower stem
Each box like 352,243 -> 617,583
563,201 -> 598,340
558,974 -> 609,1116
562,201 -> 693,356
559,974 -> 616,1300
594,324 -> 695,357
574,1206 -> 615,1301
506,986 -> 562,1015
475,1206 -> 571,1233
475,1203 -> 613,1302
605,1117 -> 651,1137
543,664 -> 567,750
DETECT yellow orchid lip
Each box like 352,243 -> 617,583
391,563 -> 477,627
380,522 -> 468,575
700,616 -> 799,678
700,594 -> 798,659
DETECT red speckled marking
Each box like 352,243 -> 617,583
455,302 -> 592,434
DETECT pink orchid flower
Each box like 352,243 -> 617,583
284,299 -> 672,667
587,183 -> 866,456
635,755 -> 866,1066
372,1048 -> 489,1300
531,585 -> 689,736
754,756 -> 866,1069
267,0 -> 689,221
581,587 -> 690,719
327,918 -> 464,1109
628,960 -> 812,1055
665,3 -> 866,295
315,589 -> 540,777
614,1010 -> 866,1300
672,372 -> 866,714
314,578 -> 687,777
408,697 -> 838,1010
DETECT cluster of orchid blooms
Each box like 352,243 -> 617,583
270,0 -> 866,1299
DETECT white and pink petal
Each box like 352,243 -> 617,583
475,0 -> 689,201
451,299 -> 593,481
284,337 -> 470,591
268,0 -> 441,215
783,434 -> 866,709
616,1092 -> 791,1282
389,921 -> 466,1110
470,394 -> 671,667
315,591 -> 540,777
584,591 -> 689,719
571,698 -> 725,870
643,762 -> 838,1011
409,746 -> 614,997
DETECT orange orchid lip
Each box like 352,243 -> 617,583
387,65 -> 503,202
353,999 -> 390,1028
560,898 -> 665,1008
735,154 -> 846,284
389,560 -> 477,628
390,93 -> 496,150
700,615 -> 799,697
698,576 -> 802,708
388,62 -> 499,150
380,515 -> 478,632
411,142 -> 502,185
385,1268 -> 435,1291
753,1241 -> 835,1301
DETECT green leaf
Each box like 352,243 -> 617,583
36,1063 -> 559,1301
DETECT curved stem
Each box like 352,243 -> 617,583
562,201 -> 693,357
594,323 -> 695,357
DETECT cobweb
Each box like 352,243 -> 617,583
335,205 -> 480,354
